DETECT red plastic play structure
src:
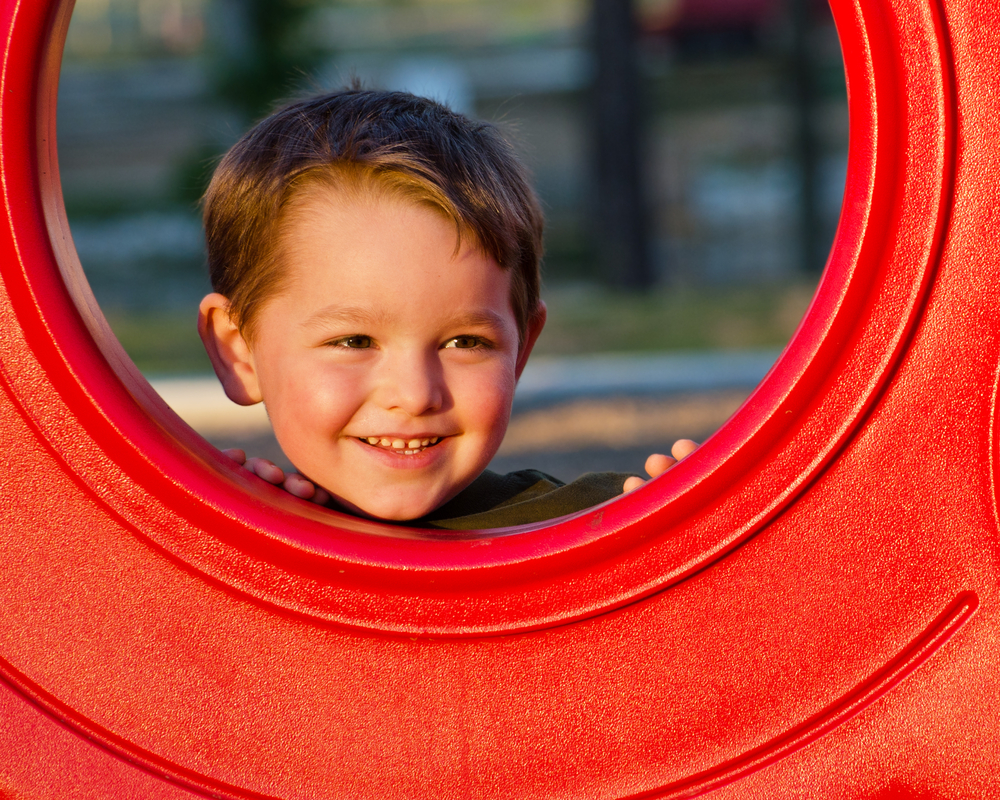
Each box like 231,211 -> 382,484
2,0 -> 998,796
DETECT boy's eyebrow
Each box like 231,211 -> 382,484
446,310 -> 510,330
301,306 -> 509,330
301,306 -> 392,329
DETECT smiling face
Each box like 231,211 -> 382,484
200,180 -> 544,521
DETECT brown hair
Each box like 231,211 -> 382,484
203,88 -> 545,344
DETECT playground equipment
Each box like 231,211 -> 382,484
1,0 -> 997,796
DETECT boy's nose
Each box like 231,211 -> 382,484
375,352 -> 447,416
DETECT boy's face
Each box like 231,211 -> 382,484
200,183 -> 544,521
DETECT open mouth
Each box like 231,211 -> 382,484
359,436 -> 441,455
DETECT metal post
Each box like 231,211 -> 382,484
789,0 -> 824,273
591,0 -> 654,289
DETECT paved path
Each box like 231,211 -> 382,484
513,348 -> 780,408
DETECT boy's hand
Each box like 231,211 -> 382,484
221,448 -> 331,506
622,439 -> 699,493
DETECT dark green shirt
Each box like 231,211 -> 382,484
415,469 -> 635,530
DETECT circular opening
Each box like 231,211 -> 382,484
6,0 -> 953,633
59,0 -> 842,519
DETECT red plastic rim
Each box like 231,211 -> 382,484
0,0 -> 954,635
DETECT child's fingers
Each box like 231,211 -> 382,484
221,448 -> 246,465
283,472 -> 317,500
244,457 -> 285,485
622,475 -> 645,493
285,473 -> 332,506
644,453 -> 676,479
671,439 -> 699,461
625,453 -> 676,491
311,485 -> 332,506
626,447 -> 693,492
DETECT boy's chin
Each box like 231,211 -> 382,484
310,458 -> 492,523
330,490 -> 452,524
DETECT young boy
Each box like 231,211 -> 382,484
197,88 -> 695,529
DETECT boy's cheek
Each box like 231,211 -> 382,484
262,363 -> 365,419
260,360 -> 516,520
456,378 -> 512,433
262,392 -> 366,476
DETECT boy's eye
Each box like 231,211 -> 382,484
332,335 -> 373,349
444,336 -> 487,350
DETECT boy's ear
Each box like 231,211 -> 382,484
515,300 -> 547,381
197,293 -> 263,406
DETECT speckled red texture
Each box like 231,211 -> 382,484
1,0 -> 998,796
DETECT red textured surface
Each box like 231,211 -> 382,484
1,0 -> 998,796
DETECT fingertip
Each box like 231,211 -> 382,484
222,448 -> 246,465
645,453 -> 676,478
245,457 -> 284,485
622,476 -> 644,493
312,486 -> 332,506
284,473 -> 316,500
671,439 -> 699,460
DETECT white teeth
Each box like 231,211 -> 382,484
362,436 -> 442,451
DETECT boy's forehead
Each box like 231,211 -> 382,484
277,180 -> 498,272
284,170 -> 453,230
278,178 -> 464,257
267,185 -> 517,326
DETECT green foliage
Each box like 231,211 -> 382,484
173,0 -> 329,204
171,140 -> 226,207
104,310 -> 213,376
209,0 -> 326,122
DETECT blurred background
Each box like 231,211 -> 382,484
57,0 -> 848,480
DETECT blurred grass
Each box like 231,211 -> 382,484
103,309 -> 212,376
533,279 -> 819,356
103,279 -> 819,376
